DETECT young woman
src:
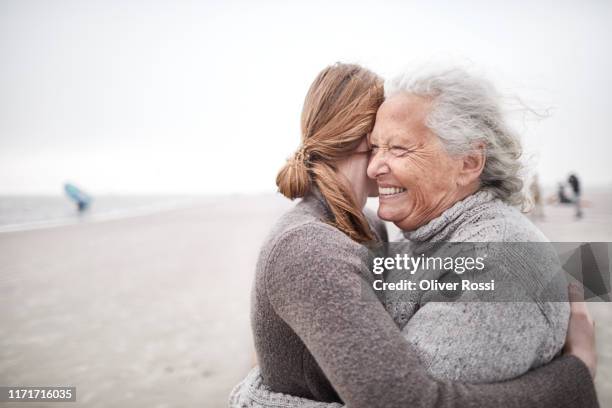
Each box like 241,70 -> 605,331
230,63 -> 598,407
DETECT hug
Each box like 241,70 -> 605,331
229,63 -> 598,407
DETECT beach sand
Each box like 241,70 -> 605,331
0,191 -> 610,407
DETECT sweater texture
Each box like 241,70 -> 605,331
229,189 -> 598,408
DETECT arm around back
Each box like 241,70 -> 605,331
262,223 -> 598,408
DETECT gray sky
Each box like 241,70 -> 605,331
1,0 -> 611,194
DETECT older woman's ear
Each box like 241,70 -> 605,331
457,142 -> 486,187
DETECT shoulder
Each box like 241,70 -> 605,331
259,215 -> 373,313
269,221 -> 367,270
259,206 -> 369,279
269,221 -> 347,260
455,199 -> 548,242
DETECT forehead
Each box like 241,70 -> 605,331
371,93 -> 433,144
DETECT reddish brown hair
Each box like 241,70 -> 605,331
276,63 -> 384,243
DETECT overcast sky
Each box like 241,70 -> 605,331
1,0 -> 611,195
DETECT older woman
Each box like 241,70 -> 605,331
368,68 -> 568,383
230,66 -> 598,407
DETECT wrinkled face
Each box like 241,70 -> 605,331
367,93 -> 466,231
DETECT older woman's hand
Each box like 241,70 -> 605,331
563,283 -> 597,379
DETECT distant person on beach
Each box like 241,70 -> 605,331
530,174 -> 545,219
569,173 -> 584,218
64,183 -> 92,212
229,64 -> 598,407
550,175 -> 584,219
558,182 -> 573,204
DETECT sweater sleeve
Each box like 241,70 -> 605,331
401,301 -> 561,383
262,224 -> 598,408
400,244 -> 569,383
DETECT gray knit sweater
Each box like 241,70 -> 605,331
229,189 -> 599,408
387,190 -> 569,383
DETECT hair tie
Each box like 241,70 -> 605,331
294,147 -> 311,166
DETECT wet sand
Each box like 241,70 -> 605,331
0,191 -> 610,407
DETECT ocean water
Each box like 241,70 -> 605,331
0,195 -> 204,233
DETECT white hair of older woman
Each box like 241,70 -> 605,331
385,68 -> 525,207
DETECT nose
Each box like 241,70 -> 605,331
367,149 -> 390,180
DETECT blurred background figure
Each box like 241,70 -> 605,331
568,173 -> 583,219
546,174 -> 585,220
64,182 -> 92,212
529,174 -> 545,220
557,182 -> 572,204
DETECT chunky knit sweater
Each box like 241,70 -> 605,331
229,189 -> 599,408
387,190 -> 570,383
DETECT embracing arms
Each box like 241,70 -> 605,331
260,224 -> 598,408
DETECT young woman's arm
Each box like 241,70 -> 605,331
260,224 -> 598,408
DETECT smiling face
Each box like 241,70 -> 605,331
367,93 -> 472,231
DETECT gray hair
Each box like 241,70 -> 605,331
385,68 -> 525,207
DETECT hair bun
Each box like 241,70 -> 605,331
275,149 -> 311,199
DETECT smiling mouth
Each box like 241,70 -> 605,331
378,186 -> 407,197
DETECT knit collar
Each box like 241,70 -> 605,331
402,189 -> 495,242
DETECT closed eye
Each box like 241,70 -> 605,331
389,146 -> 412,157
